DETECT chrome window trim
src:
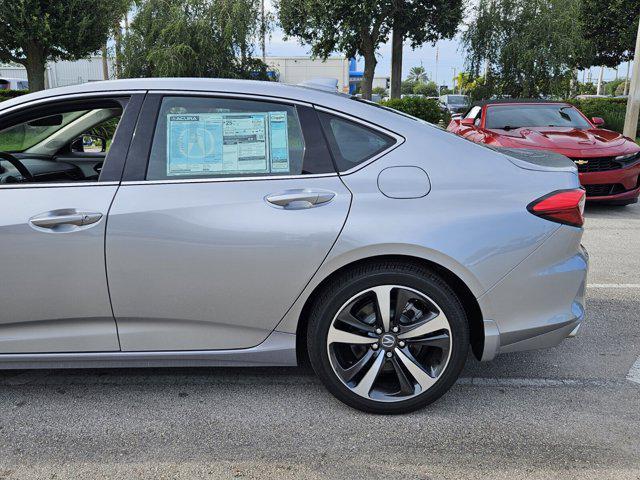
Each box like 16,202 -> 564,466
0,181 -> 119,190
150,89 -> 313,108
312,105 -> 406,176
122,172 -> 338,186
0,90 -> 142,117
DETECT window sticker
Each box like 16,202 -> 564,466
166,112 -> 290,176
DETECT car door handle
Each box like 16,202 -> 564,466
29,210 -> 103,229
265,189 -> 336,209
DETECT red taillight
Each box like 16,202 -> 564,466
527,189 -> 586,227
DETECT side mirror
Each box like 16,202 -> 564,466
460,118 -> 475,126
71,134 -> 106,153
591,117 -> 605,127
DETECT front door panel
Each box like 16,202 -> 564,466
0,185 -> 119,353
106,176 -> 350,351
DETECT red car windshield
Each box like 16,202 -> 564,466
485,104 -> 591,130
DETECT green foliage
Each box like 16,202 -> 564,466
122,0 -> 271,79
604,79 -> 625,96
580,0 -> 640,66
576,82 -> 597,95
567,98 -> 639,137
401,79 -> 417,94
412,80 -> 438,96
407,66 -> 428,83
462,0 -> 590,98
380,96 -> 449,124
0,0 -> 129,91
372,87 -> 388,96
277,0 -> 392,98
0,90 -> 28,102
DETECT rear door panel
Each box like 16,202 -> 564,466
106,176 -> 350,351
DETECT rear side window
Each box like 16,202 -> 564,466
146,96 -> 334,180
318,112 -> 395,172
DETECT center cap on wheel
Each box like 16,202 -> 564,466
380,333 -> 397,350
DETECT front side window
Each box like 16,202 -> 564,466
146,96 -> 332,180
485,104 -> 591,130
318,112 -> 395,172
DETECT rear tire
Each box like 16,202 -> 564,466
307,261 -> 469,414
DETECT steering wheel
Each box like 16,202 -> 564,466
0,152 -> 34,182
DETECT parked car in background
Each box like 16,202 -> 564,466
0,79 -> 587,413
439,94 -> 470,113
0,77 -> 29,90
448,100 -> 640,205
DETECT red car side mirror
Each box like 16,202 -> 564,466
460,118 -> 475,126
591,117 -> 605,126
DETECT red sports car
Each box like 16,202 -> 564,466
447,101 -> 640,205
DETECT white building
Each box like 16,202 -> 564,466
0,56 -> 112,90
2,55 -> 351,92
264,56 -> 350,92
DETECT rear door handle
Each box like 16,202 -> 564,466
29,210 -> 103,230
265,189 -> 336,209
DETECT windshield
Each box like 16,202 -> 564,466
485,104 -> 591,130
447,95 -> 469,105
0,110 -> 87,152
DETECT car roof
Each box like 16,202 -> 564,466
0,78 -> 353,111
0,78 -> 431,136
475,99 -> 571,108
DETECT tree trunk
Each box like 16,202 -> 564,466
114,21 -> 123,78
361,50 -> 376,100
24,45 -> 46,92
390,27 -> 403,99
101,44 -> 109,80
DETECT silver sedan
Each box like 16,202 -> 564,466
0,79 -> 587,413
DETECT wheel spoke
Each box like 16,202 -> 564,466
338,349 -> 375,383
390,356 -> 416,395
408,333 -> 450,350
371,285 -> 393,332
398,312 -> 449,340
395,348 -> 437,392
352,351 -> 385,398
327,326 -> 374,345
335,310 -> 376,333
393,288 -> 413,324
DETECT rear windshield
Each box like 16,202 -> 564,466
446,95 -> 469,104
485,104 -> 591,130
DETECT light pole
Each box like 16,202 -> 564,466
623,17 -> 640,139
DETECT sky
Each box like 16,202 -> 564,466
263,3 -> 627,87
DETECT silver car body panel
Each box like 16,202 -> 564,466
0,78 -> 588,366
0,184 -> 119,353
0,331 -> 296,369
106,176 -> 351,351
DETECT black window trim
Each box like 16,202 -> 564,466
122,91 -> 339,184
312,105 -> 404,175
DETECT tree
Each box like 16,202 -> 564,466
401,79 -> 417,94
278,0 -> 394,99
580,0 -> 640,67
372,86 -> 388,96
121,0 -> 271,79
0,0 -> 128,91
389,0 -> 463,98
412,80 -> 438,96
407,65 -> 428,83
462,0 -> 590,98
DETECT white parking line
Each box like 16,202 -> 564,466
588,284 -> 640,288
627,357 -> 640,385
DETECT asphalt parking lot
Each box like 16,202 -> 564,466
1,203 -> 639,480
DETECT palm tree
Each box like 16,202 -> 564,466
407,65 -> 428,83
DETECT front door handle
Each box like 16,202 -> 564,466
29,209 -> 103,231
265,189 -> 336,209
